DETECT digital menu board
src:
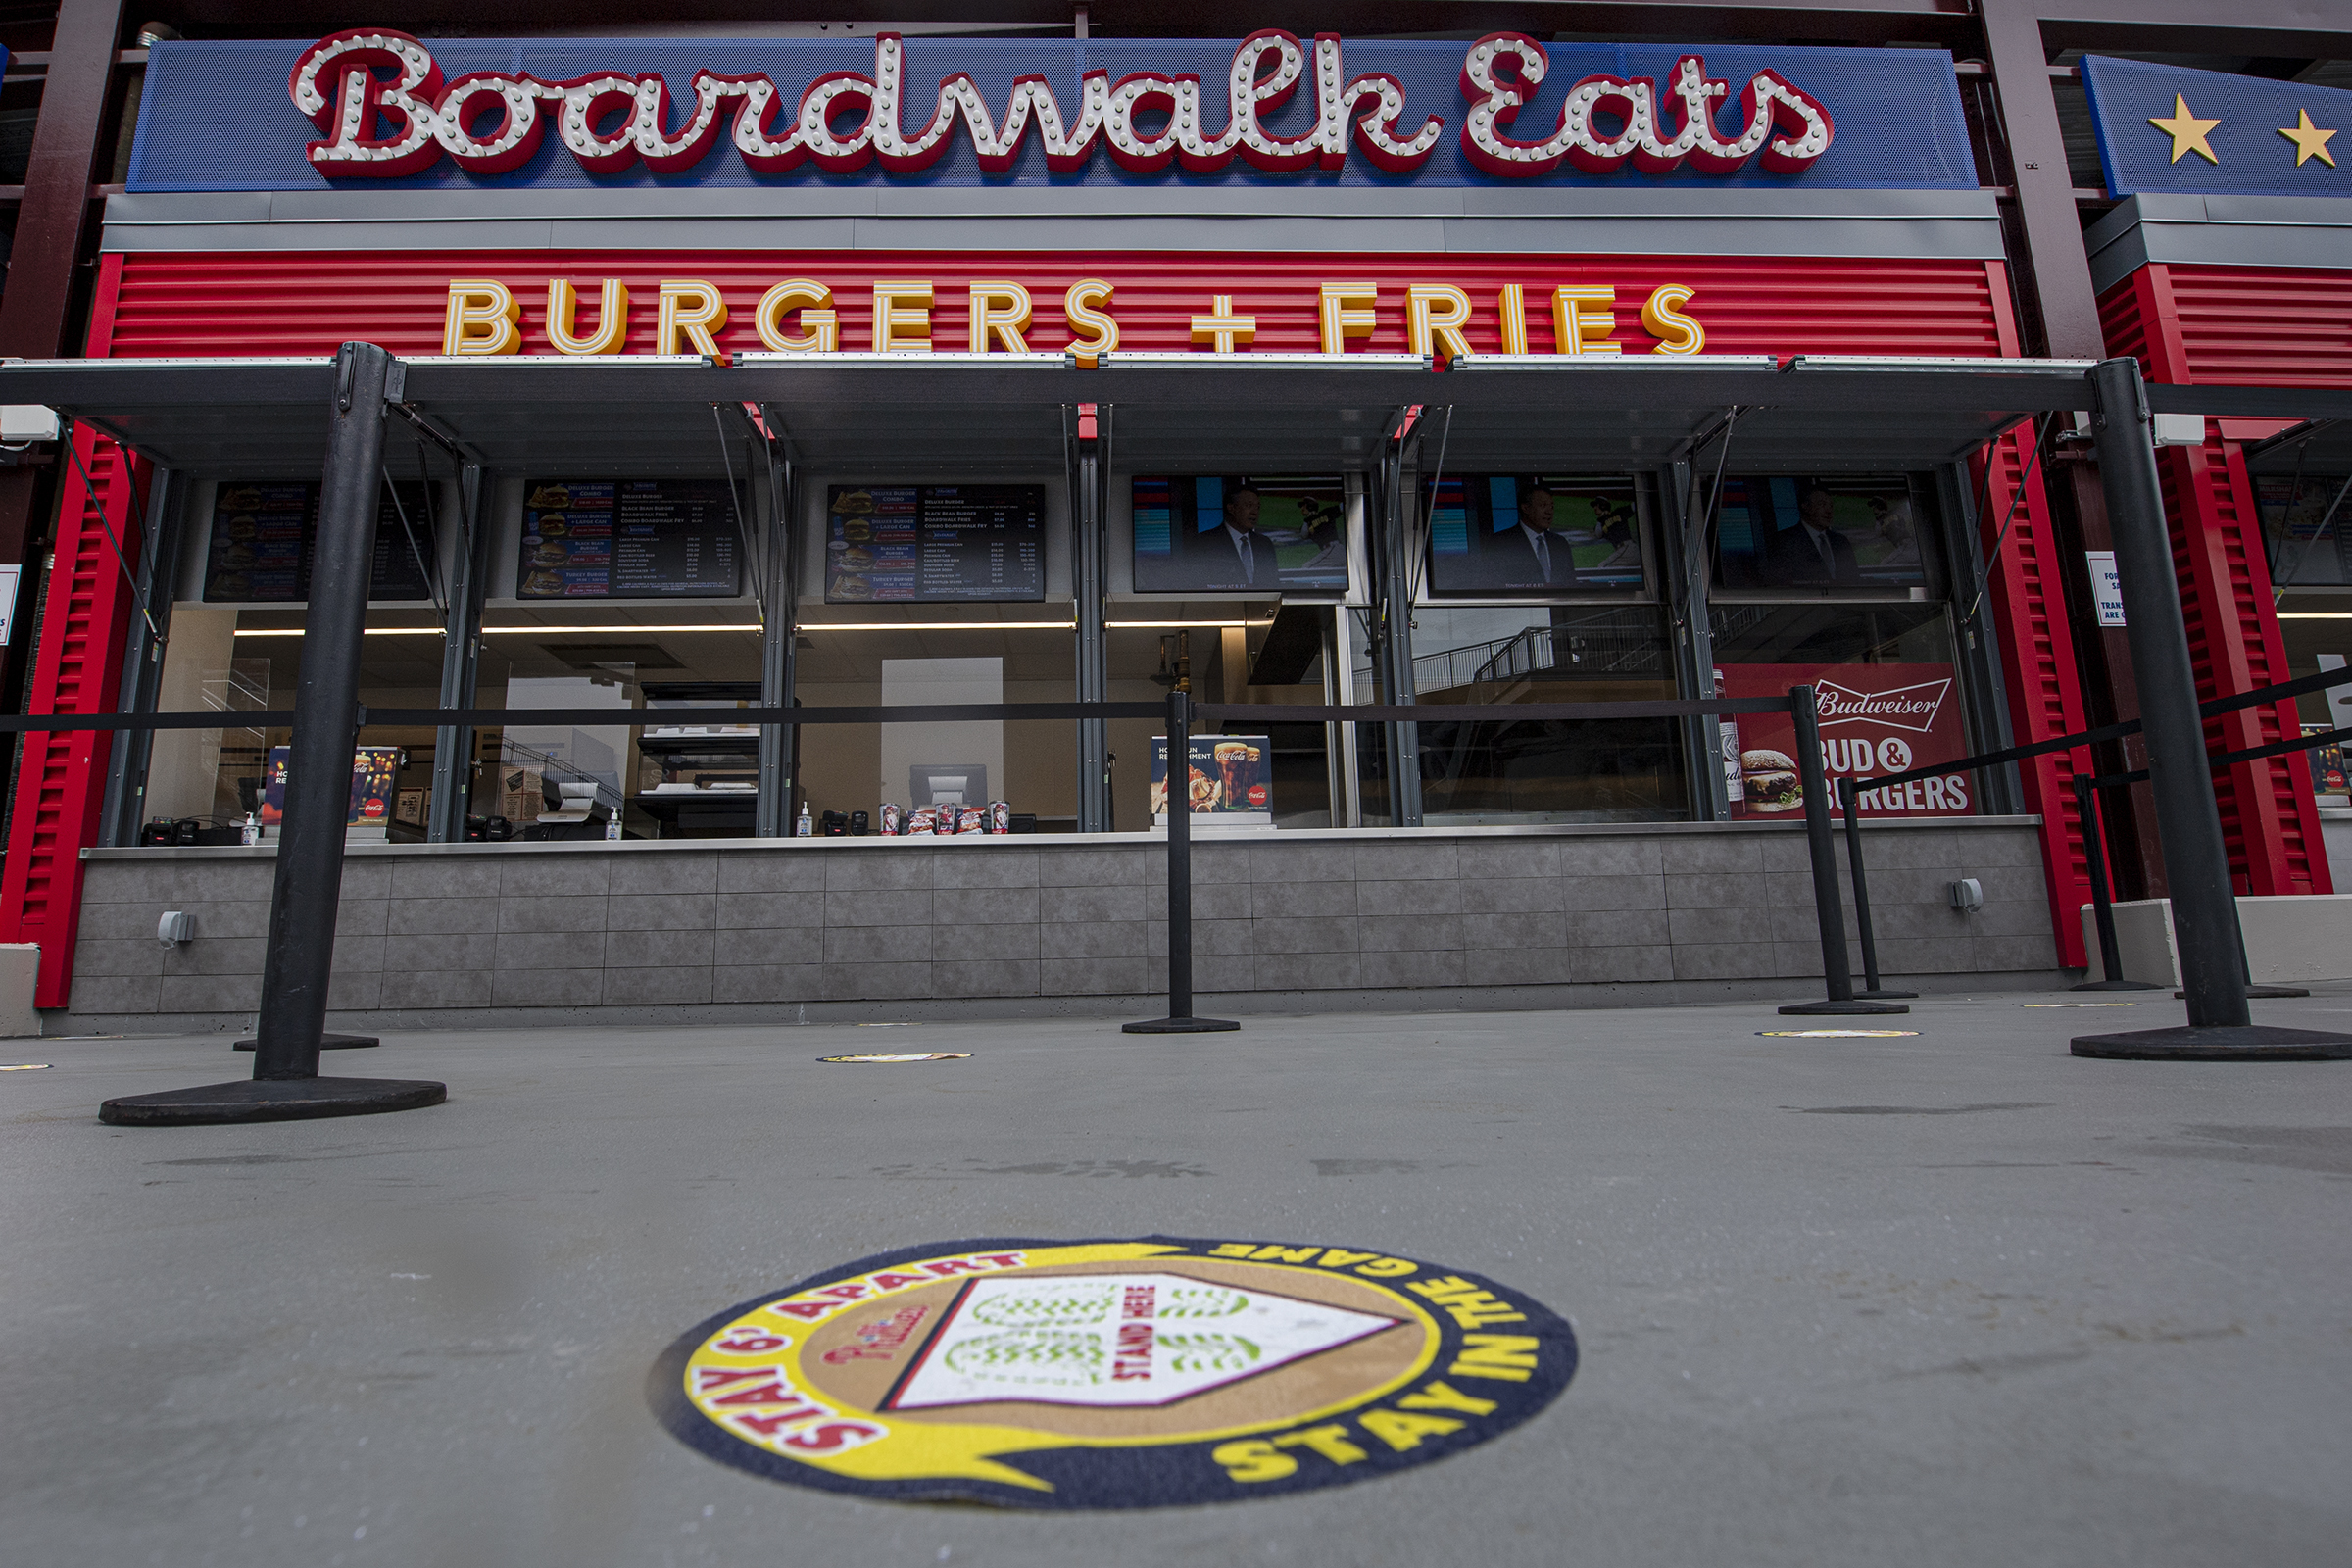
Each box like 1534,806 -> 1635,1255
518,479 -> 742,598
1130,476 -> 1348,597
203,480 -> 434,603
824,484 -> 1045,603
1425,475 -> 1646,597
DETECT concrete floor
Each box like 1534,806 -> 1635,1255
4,988 -> 2349,1567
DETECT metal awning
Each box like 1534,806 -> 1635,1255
2242,418 -> 2352,476
0,352 -> 2121,479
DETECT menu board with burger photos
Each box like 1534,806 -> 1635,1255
203,480 -> 434,603
1711,476 -> 1933,591
1426,475 -> 1645,596
824,484 -> 1046,603
517,479 -> 742,598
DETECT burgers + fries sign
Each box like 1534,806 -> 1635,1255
1718,663 -> 1971,819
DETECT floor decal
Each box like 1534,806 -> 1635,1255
649,1236 -> 1575,1509
817,1053 -> 972,1064
1756,1029 -> 1921,1037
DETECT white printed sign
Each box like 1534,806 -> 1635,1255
2085,551 -> 2126,627
0,562 -> 19,646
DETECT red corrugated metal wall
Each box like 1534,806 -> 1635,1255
0,425 -> 150,1005
2099,262 -> 2333,897
1978,259 -> 2092,966
99,250 -> 2012,359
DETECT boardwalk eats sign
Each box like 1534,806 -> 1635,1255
290,28 -> 1832,183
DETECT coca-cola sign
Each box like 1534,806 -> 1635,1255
286,28 -> 1831,183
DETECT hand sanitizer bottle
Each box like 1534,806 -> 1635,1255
241,811 -> 260,847
796,802 -> 813,837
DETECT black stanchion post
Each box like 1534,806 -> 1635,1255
2073,356 -> 2347,1059
1781,686 -> 1906,1017
2072,775 -> 2159,992
1125,688 -> 1238,1035
100,344 -> 451,1124
1840,777 -> 1915,1001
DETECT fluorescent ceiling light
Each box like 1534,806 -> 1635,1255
235,626 -> 442,637
801,620 -> 1074,632
2276,612 -> 2352,619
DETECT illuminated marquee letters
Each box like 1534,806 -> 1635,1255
437,274 -> 1709,359
293,28 -> 1830,182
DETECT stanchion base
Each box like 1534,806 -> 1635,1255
232,1033 -> 378,1052
2170,986 -> 2312,1000
2073,979 -> 2164,992
1123,1017 -> 1242,1034
1778,999 -> 1911,1015
99,1077 -> 448,1126
2072,1025 -> 2352,1061
1855,988 -> 1918,1000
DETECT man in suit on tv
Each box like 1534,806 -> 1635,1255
1183,484 -> 1270,589
1455,483 -> 1569,590
1764,484 -> 1862,585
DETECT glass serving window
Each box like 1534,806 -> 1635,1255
1708,603 -> 1978,820
1401,605 -> 1687,824
793,611 -> 1078,835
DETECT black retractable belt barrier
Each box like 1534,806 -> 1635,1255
1838,778 -> 1915,1001
2071,775 -> 2162,993
2072,357 -> 2348,1060
101,343 -> 449,1126
1781,687 -> 1907,1016
1125,689 -> 1239,1035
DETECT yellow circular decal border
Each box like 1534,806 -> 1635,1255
649,1235 -> 1576,1509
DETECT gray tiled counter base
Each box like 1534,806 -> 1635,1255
67,819 -> 2058,1030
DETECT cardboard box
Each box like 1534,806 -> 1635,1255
500,766 -> 545,824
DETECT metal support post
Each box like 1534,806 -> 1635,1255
2072,774 -> 2159,992
1373,441 -> 1421,826
428,462 -> 490,844
1781,686 -> 1906,1016
756,428 -> 797,838
101,344 -> 449,1125
1073,403 -> 1110,831
1124,688 -> 1237,1035
2073,358 -> 2348,1059
1839,778 -> 1915,1000
100,466 -> 187,846
1661,460 -> 1729,820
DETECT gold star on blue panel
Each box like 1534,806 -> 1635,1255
2148,94 -> 2222,165
2278,109 -> 2338,168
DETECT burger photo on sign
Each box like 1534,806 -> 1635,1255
1740,749 -> 1803,812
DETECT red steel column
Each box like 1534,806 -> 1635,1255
0,427 -> 148,1006
1978,259 -> 2094,967
2124,264 -> 2329,897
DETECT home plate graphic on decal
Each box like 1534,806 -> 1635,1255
649,1235 -> 1577,1509
883,1273 -> 1400,1410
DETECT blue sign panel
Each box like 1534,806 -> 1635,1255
2081,56 -> 2352,199
126,32 -> 1978,193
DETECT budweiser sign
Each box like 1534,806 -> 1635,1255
288,28 -> 1834,182
1814,676 -> 1953,734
